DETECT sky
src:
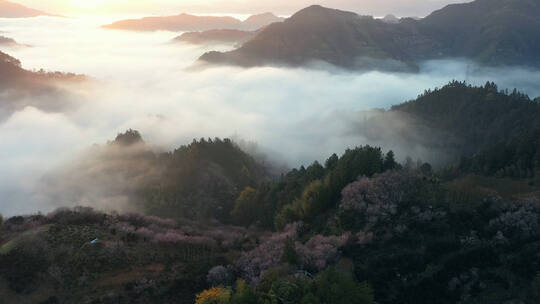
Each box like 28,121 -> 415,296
16,0 -> 469,17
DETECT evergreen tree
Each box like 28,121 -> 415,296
383,151 -> 397,170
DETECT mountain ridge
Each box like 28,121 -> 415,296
103,12 -> 284,32
173,29 -> 256,46
199,0 -> 540,70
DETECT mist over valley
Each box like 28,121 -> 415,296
2,1 -> 540,303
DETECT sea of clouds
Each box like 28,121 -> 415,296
1,15 -> 540,216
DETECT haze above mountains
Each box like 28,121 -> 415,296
5,0 -> 539,72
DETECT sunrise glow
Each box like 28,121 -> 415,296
12,0 -> 470,16
2,0 -> 540,302
68,0 -> 116,10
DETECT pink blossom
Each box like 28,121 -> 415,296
296,233 -> 350,272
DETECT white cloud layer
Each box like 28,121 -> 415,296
1,16 -> 540,216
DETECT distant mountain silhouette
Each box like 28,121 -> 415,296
102,13 -> 241,32
173,29 -> 256,46
0,0 -> 54,18
103,12 -> 283,32
420,0 -> 540,65
199,5 -> 423,71
0,35 -> 17,46
241,13 -> 285,30
0,51 -> 84,87
381,14 -> 400,24
0,35 -> 28,47
199,0 -> 540,70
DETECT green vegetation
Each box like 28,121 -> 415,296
231,147 -> 396,230
142,137 -> 268,222
196,266 -> 374,304
2,81 -> 540,303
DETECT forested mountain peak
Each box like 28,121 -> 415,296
199,0 -> 540,69
39,132 -> 270,222
112,129 -> 144,147
289,5 -> 359,20
391,81 -> 539,152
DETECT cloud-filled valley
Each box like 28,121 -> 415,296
1,15 -> 540,216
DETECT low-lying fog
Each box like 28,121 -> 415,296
1,15 -> 540,216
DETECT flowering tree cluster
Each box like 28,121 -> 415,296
489,201 -> 540,239
340,170 -> 437,232
235,222 -> 301,283
207,265 -> 234,287
295,233 -> 350,272
109,215 -> 218,248
234,222 -> 351,282
341,171 -> 425,219
202,226 -> 251,250
117,212 -> 177,229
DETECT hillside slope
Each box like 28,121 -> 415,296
39,130 -> 270,222
200,0 -> 540,69
200,5 -> 424,70
391,81 -> 540,155
173,29 -> 256,46
0,51 -> 86,119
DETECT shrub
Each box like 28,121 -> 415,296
268,277 -> 310,303
195,286 -> 232,304
274,203 -> 302,231
207,265 -> 233,287
230,279 -> 257,304
47,207 -> 106,225
282,236 -> 299,265
117,213 -> 177,229
0,234 -> 51,293
489,206 -> 540,239
313,267 -> 375,304
257,268 -> 282,293
532,274 -> 540,299
299,180 -> 329,220
231,187 -> 259,226
3,214 -> 48,233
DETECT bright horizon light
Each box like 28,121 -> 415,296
13,0 -> 470,17
68,0 -> 121,10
